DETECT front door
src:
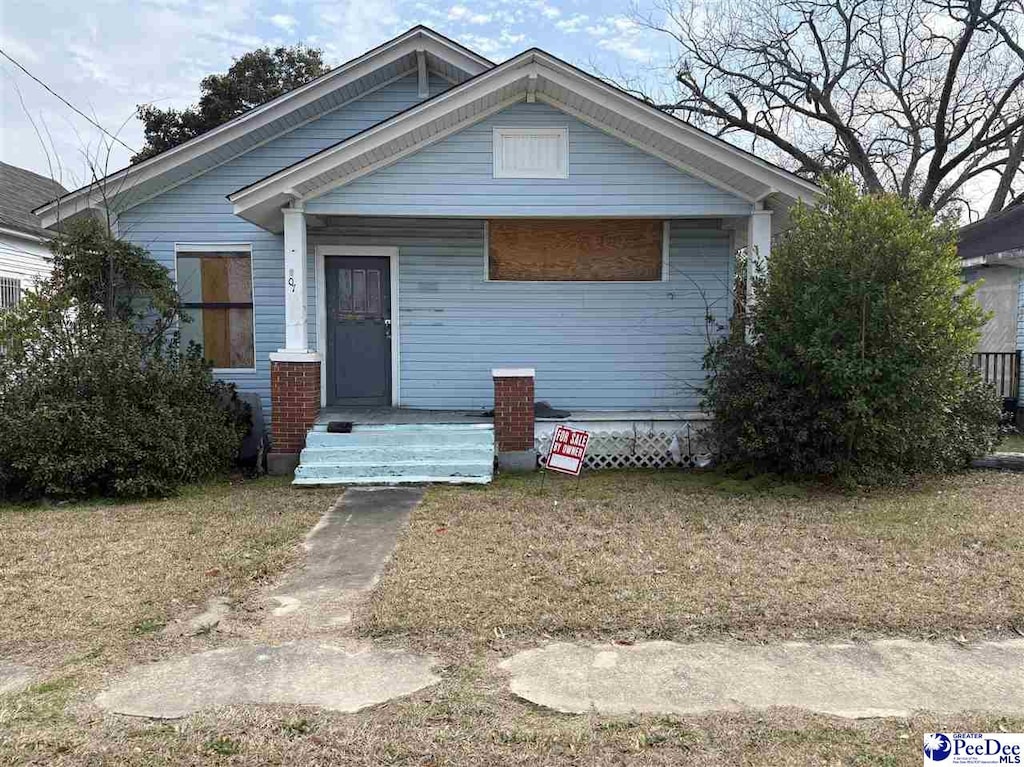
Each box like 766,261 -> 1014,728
325,256 -> 391,406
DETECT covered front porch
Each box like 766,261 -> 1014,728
263,209 -> 771,478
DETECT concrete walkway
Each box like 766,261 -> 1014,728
265,486 -> 423,633
500,639 -> 1024,719
95,487 -> 434,719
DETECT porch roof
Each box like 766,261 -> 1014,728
228,50 -> 823,233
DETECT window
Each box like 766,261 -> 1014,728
493,127 -> 568,179
176,246 -> 254,369
0,276 -> 20,310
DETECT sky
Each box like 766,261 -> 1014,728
0,0 -> 676,189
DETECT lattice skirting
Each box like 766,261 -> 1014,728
535,420 -> 713,470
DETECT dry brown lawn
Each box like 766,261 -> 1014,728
364,470 -> 1024,648
2,470 -> 1023,766
0,478 -> 337,669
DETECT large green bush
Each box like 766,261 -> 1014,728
0,219 -> 248,499
704,178 -> 1000,483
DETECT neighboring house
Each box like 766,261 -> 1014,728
0,162 -> 66,309
35,26 -> 820,483
960,205 -> 1024,412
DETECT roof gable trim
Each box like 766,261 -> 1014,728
34,26 -> 491,228
228,51 -> 820,229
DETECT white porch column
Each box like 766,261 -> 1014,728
277,205 -> 314,357
745,207 -> 773,310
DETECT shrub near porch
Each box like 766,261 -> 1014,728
363,470 -> 1024,647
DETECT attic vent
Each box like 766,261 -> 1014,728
493,127 -> 568,179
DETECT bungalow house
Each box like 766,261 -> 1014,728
0,162 -> 67,309
960,205 -> 1024,421
34,26 -> 819,484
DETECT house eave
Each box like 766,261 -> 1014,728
33,27 -> 492,230
228,50 -> 822,232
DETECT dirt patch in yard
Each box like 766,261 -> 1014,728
362,470 -> 1024,649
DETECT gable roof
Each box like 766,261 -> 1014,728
34,26 -> 492,229
0,162 -> 67,239
228,48 -> 822,231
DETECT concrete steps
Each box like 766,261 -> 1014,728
293,423 -> 494,485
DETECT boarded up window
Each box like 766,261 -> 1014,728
177,250 -> 255,368
488,219 -> 663,281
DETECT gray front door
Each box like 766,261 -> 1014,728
325,256 -> 391,406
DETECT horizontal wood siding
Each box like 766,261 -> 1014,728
0,233 -> 51,285
306,101 -> 753,217
312,218 -> 733,410
118,74 -> 448,412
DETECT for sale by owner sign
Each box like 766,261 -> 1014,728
545,425 -> 590,476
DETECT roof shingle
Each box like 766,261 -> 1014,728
0,162 -> 67,239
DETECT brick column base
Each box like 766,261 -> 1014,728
269,357 -> 321,475
492,368 -> 536,473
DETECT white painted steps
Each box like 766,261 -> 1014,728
293,423 -> 494,485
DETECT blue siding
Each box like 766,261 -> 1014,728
306,102 -> 753,217
118,74 -> 449,410
1019,276 -> 1024,401
312,218 -> 732,410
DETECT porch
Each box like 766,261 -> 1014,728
290,402 -> 714,485
268,212 -> 758,480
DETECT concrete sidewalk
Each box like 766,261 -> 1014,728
500,639 -> 1024,719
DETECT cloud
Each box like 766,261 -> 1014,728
521,0 -> 560,19
597,36 -> 655,62
268,13 -> 297,32
555,13 -> 588,32
584,16 -> 656,61
447,5 -> 492,24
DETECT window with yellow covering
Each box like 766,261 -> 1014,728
175,246 -> 254,369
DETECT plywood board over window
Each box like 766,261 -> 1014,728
488,219 -> 664,281
177,248 -> 255,369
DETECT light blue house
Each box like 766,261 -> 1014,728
36,27 -> 819,483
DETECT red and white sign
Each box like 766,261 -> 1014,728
545,425 -> 590,476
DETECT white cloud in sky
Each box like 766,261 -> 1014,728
447,5 -> 492,24
556,13 -> 589,32
268,14 -> 298,32
532,1 -> 562,19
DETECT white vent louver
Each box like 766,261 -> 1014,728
493,127 -> 568,179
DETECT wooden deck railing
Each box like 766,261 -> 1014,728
971,351 -> 1022,400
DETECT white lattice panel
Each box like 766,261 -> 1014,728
536,422 -> 712,470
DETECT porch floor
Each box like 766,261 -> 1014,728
314,407 -> 492,426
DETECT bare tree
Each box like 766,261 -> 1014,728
626,0 -> 1024,217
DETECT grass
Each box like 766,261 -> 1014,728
2,470 -> 1023,765
1000,432 -> 1024,452
363,470 -> 1024,649
0,477 -> 337,670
